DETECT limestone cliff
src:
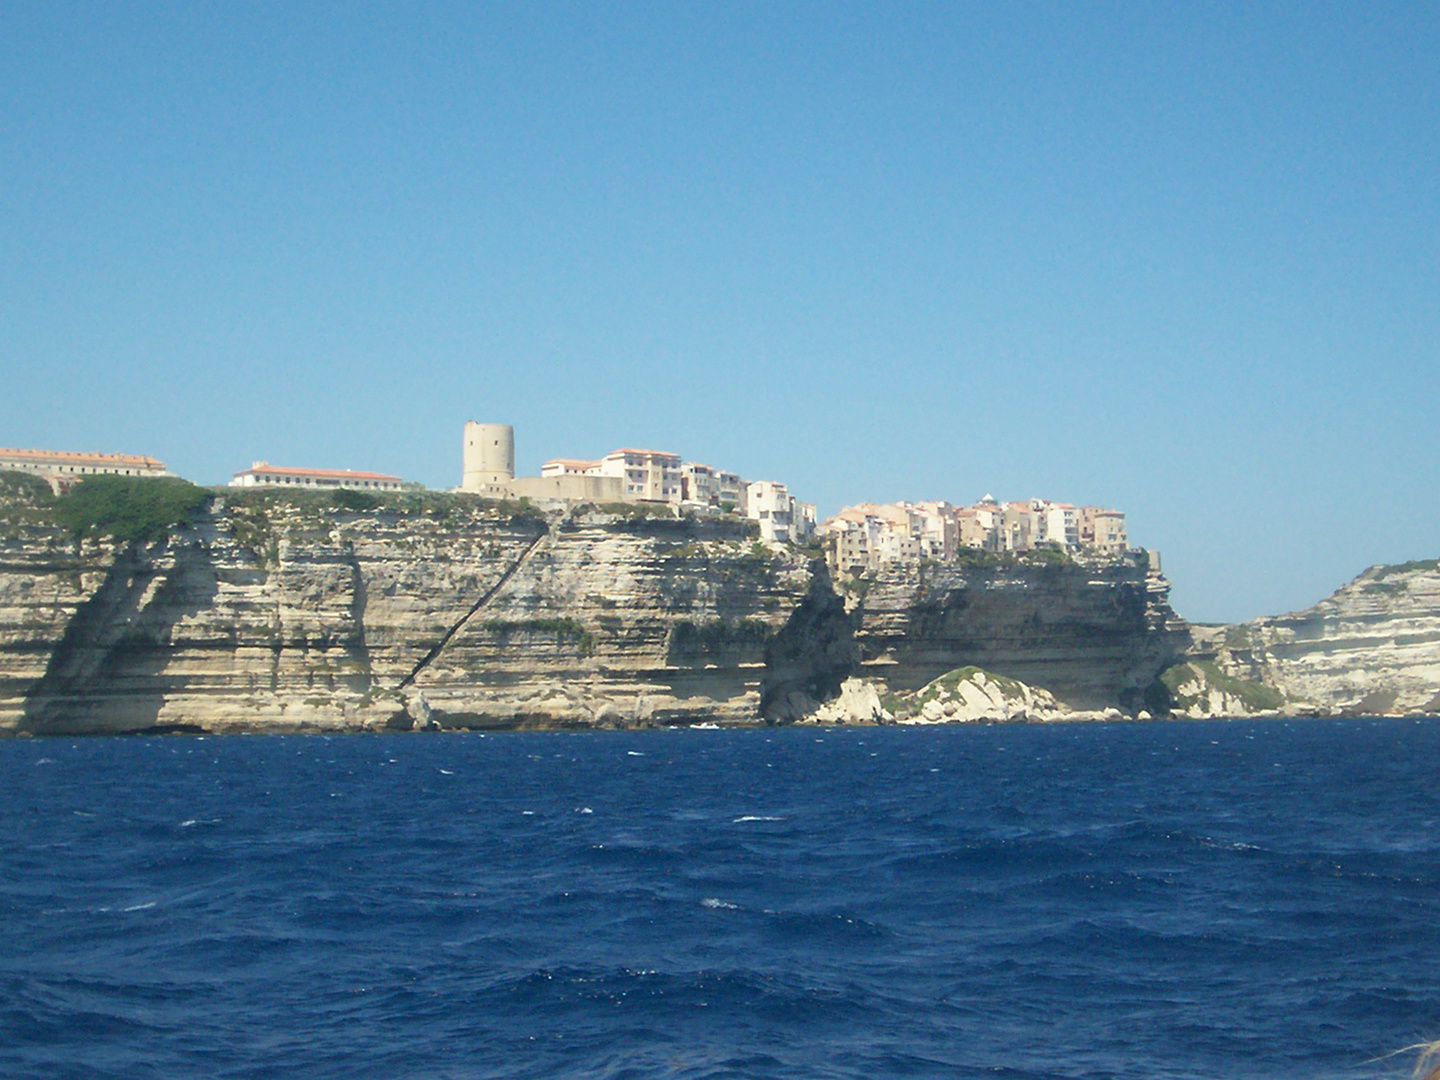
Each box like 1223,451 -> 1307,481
1186,560 -> 1440,716
845,553 -> 1187,712
0,483 -> 1190,734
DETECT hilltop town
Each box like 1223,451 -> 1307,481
0,422 -> 1131,578
6,429 -> 1439,733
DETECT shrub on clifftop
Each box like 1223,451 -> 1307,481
54,475 -> 210,543
331,488 -> 379,511
0,469 -> 56,505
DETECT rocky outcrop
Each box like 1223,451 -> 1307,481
847,553 -> 1187,712
806,677 -> 892,725
853,666 -> 1131,725
0,483 -> 1192,734
1154,658 -> 1284,719
891,667 -> 1062,723
1188,560 -> 1440,716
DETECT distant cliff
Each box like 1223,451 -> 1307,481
1174,560 -> 1440,717
0,479 -> 1189,734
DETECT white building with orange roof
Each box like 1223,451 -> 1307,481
540,458 -> 600,477
229,462 -> 405,492
0,447 -> 171,493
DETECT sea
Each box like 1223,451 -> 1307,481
2,718 -> 1438,1080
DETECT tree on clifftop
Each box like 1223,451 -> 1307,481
54,475 -> 210,543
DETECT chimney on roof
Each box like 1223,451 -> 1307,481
252,461 -> 268,470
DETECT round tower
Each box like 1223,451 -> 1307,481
462,422 -> 515,491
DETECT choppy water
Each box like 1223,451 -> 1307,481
3,718 -> 1438,1080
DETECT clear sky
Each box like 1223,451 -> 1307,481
1,2 -> 1436,623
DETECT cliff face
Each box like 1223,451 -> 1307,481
0,487 -> 1190,734
848,556 -> 1187,712
2,495 -> 830,734
0,528 -> 119,729
1194,561 -> 1440,716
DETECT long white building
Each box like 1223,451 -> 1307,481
0,447 -> 170,493
230,462 -> 405,492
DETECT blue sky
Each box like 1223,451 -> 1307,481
1,2 -> 1436,622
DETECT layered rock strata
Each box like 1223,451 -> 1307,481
847,555 -> 1186,712
1190,560 -> 1440,716
0,487 -> 1192,734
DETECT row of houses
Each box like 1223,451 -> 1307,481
1,433 -> 818,549
3,440 -> 1122,567
823,496 -> 1128,575
536,446 -> 816,545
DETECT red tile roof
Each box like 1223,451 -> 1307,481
0,447 -> 165,467
234,465 -> 402,482
607,448 -> 681,459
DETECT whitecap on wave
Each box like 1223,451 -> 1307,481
733,815 -> 784,823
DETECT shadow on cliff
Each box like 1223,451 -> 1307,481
759,562 -> 858,722
871,563 -> 1185,712
20,533 -> 221,735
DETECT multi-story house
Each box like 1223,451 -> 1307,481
589,448 -> 683,503
747,480 -> 815,544
680,462 -> 720,506
680,463 -> 750,511
1031,500 -> 1079,549
1086,508 -> 1128,553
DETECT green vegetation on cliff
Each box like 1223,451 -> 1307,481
0,470 -> 58,536
53,475 -> 210,544
223,485 -> 549,525
0,470 -> 55,504
879,666 -> 1036,720
481,618 -> 596,656
1369,558 -> 1440,579
1157,660 -> 1284,714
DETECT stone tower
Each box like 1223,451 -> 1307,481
461,422 -> 515,491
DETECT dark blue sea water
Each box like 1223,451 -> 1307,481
3,719 -> 1438,1080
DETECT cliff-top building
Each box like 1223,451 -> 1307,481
462,421 -> 516,489
746,480 -> 818,545
822,496 -> 1129,573
461,422 -> 625,501
0,447 -> 170,493
459,422 -> 815,544
229,462 -> 405,492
